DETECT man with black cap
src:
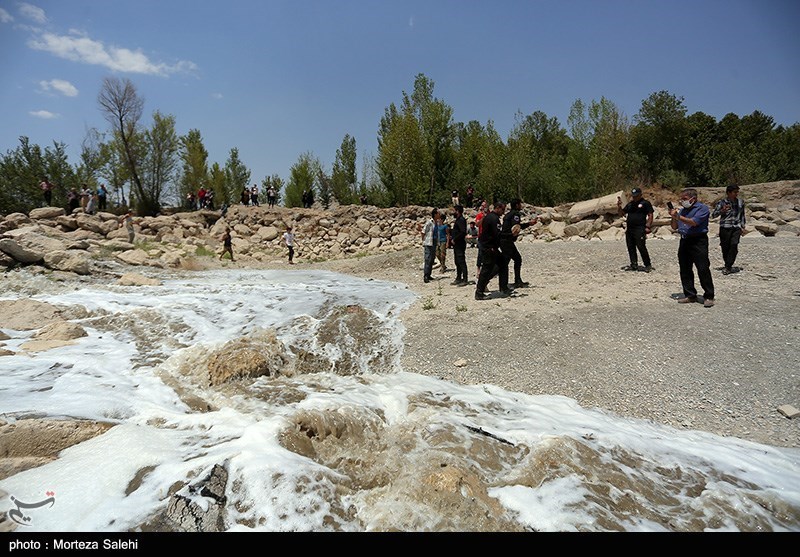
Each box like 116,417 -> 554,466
450,204 -> 469,286
712,185 -> 747,275
617,187 -> 654,272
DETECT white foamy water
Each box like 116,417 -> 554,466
1,269 -> 798,532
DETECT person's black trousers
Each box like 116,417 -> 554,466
678,234 -> 714,300
453,245 -> 467,282
625,227 -> 651,267
719,227 -> 741,269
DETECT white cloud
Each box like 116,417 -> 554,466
211,92 -> 223,99
19,2 -> 47,24
29,110 -> 59,119
0,8 -> 13,23
39,78 -> 79,97
27,30 -> 198,77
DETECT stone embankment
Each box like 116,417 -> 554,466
1,182 -> 799,273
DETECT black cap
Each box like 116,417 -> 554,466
631,188 -> 642,196
726,184 -> 740,193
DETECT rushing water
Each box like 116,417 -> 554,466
0,269 -> 798,532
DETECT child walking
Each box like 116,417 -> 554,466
282,226 -> 296,264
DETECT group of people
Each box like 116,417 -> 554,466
423,185 -> 748,308
422,198 -> 537,299
60,183 -> 108,215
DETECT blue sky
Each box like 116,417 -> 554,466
1,0 -> 798,188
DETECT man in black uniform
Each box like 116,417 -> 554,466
450,204 -> 469,286
500,198 -> 538,288
617,187 -> 654,272
475,201 -> 511,300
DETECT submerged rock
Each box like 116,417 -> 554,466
206,329 -> 290,386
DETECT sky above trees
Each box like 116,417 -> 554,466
1,0 -> 799,186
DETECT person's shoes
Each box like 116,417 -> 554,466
731,267 -> 741,273
621,264 -> 638,271
456,281 -> 469,287
499,288 -> 514,297
722,267 -> 732,275
513,281 -> 530,288
423,277 -> 431,283
450,280 -> 461,285
677,297 -> 698,304
703,298 -> 715,308
641,266 -> 653,273
475,291 -> 488,300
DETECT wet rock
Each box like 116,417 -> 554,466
0,419 -> 114,480
0,300 -> 63,330
207,329 -> 290,386
117,273 -> 161,287
32,321 -> 87,341
160,464 -> 228,532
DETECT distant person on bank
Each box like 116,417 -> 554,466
421,208 -> 438,283
712,184 -> 747,275
669,188 -> 715,308
617,187 -> 654,272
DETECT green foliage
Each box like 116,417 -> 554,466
0,137 -> 77,214
332,134 -> 358,205
141,111 -> 180,208
284,152 -> 320,207
456,303 -> 467,313
421,296 -> 437,310
223,147 -> 251,205
179,129 -> 209,197
194,245 -> 215,257
260,174 -> 284,206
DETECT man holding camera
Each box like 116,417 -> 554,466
669,188 -> 715,308
712,185 -> 747,275
617,187 -> 654,272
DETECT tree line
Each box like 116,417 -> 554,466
1,74 -> 798,216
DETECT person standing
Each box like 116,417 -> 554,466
282,226 -> 296,264
670,188 -> 715,308
474,201 -> 489,278
40,177 -> 54,207
434,211 -> 450,273
617,187 -> 654,272
219,227 -> 234,261
465,185 -> 475,210
67,188 -> 79,213
500,198 -> 538,288
250,184 -> 259,206
119,210 -> 135,244
712,184 -> 747,275
421,208 -> 438,283
240,187 -> 249,206
450,204 -> 469,286
97,184 -> 108,212
86,192 -> 97,215
451,190 -> 460,207
79,184 -> 91,212
475,201 -> 511,300
267,186 -> 277,208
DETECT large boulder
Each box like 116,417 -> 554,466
568,190 -> 624,222
114,249 -> 150,266
0,238 -> 43,263
754,222 -> 778,236
0,300 -> 63,330
29,207 -> 66,220
43,250 -> 91,275
117,273 -> 162,287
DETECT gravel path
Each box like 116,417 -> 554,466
320,234 -> 800,449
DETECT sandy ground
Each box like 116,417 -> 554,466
311,234 -> 800,449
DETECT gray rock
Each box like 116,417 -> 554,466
161,464 -> 228,532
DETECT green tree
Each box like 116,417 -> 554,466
179,129 -> 209,199
588,97 -> 630,194
0,137 -> 76,214
208,162 -> 226,205
630,90 -> 689,185
376,101 -> 428,205
331,134 -> 357,205
284,152 -> 320,207
140,111 -> 180,208
685,111 -> 718,187
223,147 -> 251,205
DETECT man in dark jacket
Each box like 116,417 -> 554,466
500,198 -> 537,288
450,204 -> 468,286
617,187 -> 654,272
475,202 -> 511,300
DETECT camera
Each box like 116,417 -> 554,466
666,201 -> 674,210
